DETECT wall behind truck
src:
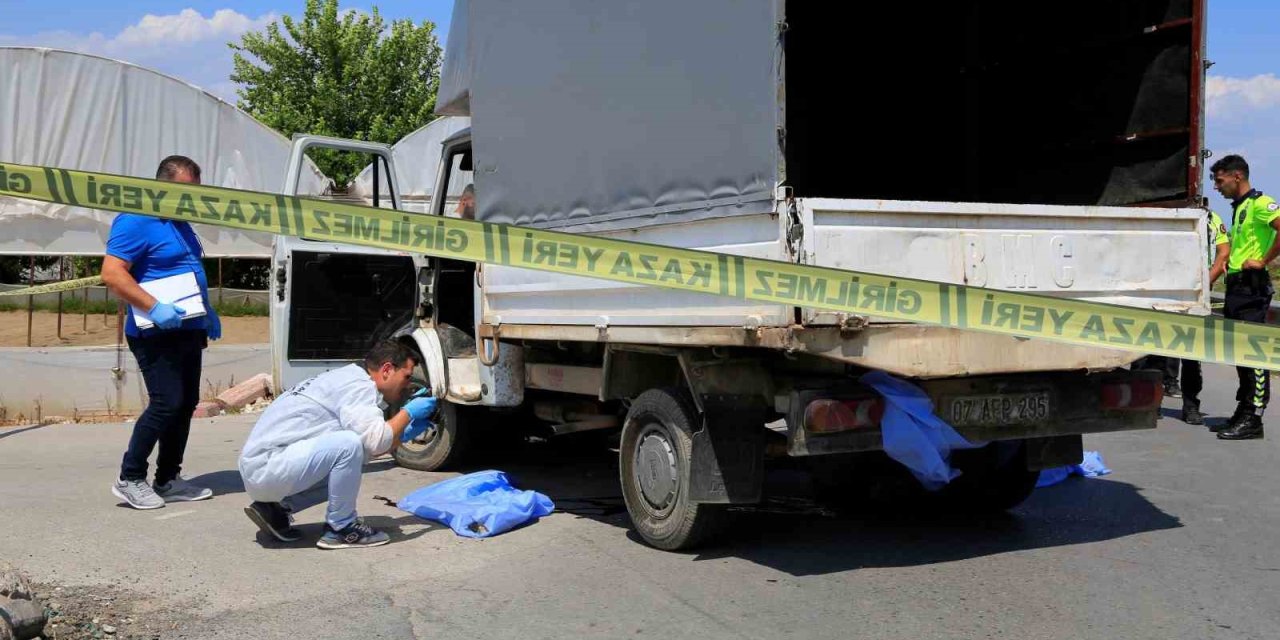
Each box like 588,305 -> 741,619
0,344 -> 270,417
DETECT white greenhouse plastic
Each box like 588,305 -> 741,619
0,47 -> 331,257
349,116 -> 470,213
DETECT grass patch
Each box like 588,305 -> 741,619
214,300 -> 269,317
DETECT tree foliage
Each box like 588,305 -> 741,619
230,0 -> 442,187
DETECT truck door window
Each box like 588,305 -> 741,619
443,151 -> 475,219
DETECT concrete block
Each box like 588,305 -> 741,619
0,597 -> 45,640
215,373 -> 273,411
192,402 -> 222,419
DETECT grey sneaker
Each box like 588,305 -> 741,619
316,519 -> 390,550
154,477 -> 214,502
112,478 -> 165,510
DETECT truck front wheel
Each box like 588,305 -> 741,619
619,388 -> 725,550
392,395 -> 471,472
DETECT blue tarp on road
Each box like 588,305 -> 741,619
399,470 -> 556,538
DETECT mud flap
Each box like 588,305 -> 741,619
688,402 -> 765,504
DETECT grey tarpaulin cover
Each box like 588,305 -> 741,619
435,0 -> 472,117
437,0 -> 781,233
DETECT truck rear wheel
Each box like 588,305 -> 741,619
619,388 -> 725,550
939,441 -> 1039,512
393,399 -> 471,471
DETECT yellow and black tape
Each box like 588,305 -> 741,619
4,160 -> 1280,370
0,275 -> 103,297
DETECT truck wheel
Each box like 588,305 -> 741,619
619,388 -> 725,550
939,441 -> 1039,512
393,399 -> 471,471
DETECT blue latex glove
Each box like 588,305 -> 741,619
206,308 -> 222,341
403,395 -> 438,421
149,301 -> 186,330
401,415 -> 435,443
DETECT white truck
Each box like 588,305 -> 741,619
271,0 -> 1210,549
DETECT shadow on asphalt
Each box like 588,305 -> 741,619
0,422 -> 59,440
190,469 -> 247,496
1159,406 -> 1232,430
248,513 -> 445,549
456,435 -> 1183,577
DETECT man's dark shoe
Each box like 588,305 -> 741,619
316,518 -> 390,550
1181,403 -> 1205,425
244,501 -> 303,542
1163,380 -> 1182,399
1217,414 -> 1265,440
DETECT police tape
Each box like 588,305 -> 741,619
3,160 -> 1280,371
0,275 -> 103,297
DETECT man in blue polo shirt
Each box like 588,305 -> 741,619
102,155 -> 223,509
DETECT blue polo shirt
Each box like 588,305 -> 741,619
105,213 -> 211,337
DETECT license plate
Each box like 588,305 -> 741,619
945,392 -> 1050,427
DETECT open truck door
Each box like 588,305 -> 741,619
387,130 -> 498,473
270,131 -> 487,473
270,135 -> 420,392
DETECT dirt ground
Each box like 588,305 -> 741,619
33,580 -> 192,640
0,311 -> 269,347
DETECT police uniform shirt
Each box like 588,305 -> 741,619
1227,189 -> 1280,273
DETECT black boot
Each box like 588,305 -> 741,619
1163,379 -> 1183,399
1218,414 -> 1265,440
1212,405 -> 1250,433
1181,401 -> 1205,425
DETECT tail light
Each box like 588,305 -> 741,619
1101,380 -> 1162,410
804,398 -> 885,434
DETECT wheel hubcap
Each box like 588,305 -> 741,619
635,427 -> 678,511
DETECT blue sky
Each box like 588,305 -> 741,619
1,2 -> 1276,202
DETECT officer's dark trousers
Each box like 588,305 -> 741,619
1135,356 -> 1179,384
1224,270 -> 1273,414
1181,359 -> 1203,405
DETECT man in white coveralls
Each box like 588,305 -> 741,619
238,340 -> 437,549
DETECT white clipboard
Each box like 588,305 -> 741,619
132,272 -> 207,329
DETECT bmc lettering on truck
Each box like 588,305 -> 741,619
962,233 -> 1077,290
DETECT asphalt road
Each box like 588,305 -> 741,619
1,366 -> 1278,639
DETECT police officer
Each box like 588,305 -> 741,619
1211,155 -> 1279,440
1181,197 -> 1230,425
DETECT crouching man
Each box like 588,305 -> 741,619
238,340 -> 436,549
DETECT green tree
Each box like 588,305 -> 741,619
230,0 -> 442,187
0,256 -> 59,284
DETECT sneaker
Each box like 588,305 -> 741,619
244,501 -> 303,542
1181,403 -> 1205,426
1163,380 -> 1182,399
154,476 -> 214,502
316,519 -> 390,550
112,478 -> 165,510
